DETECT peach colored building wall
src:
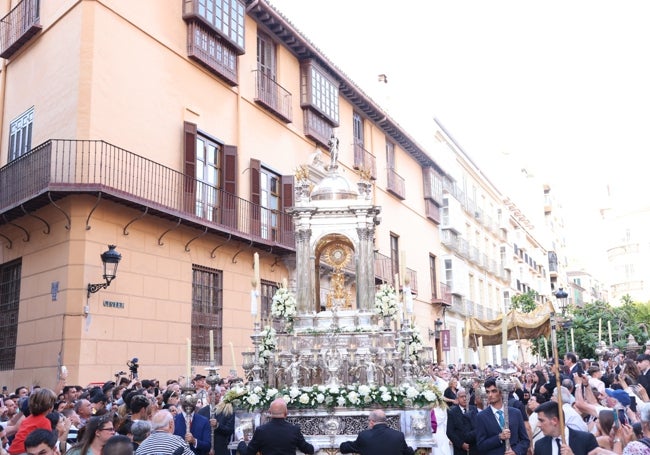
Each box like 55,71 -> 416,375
0,0 -> 445,388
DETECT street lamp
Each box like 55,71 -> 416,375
554,288 -> 570,353
87,245 -> 122,297
554,288 -> 569,314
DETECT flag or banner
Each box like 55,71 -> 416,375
441,329 -> 451,351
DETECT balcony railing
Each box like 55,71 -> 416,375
353,142 -> 377,180
386,168 -> 405,200
0,0 -> 41,59
254,70 -> 292,123
0,140 -> 295,249
405,267 -> 418,295
432,281 -> 452,306
374,251 -> 393,284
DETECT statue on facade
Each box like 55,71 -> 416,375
328,133 -> 339,169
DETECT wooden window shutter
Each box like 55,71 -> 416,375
250,159 -> 261,237
250,159 -> 261,205
280,175 -> 294,244
221,145 -> 238,229
183,122 -> 198,212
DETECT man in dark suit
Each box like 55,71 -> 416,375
340,409 -> 414,455
447,389 -> 479,455
533,400 -> 598,455
237,398 -> 314,455
475,378 -> 529,455
197,388 -> 234,455
564,353 -> 584,382
173,394 -> 212,455
636,353 -> 650,396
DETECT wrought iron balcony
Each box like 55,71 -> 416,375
353,142 -> 377,180
0,0 -> 41,59
0,140 -> 295,252
386,167 -> 405,200
432,281 -> 452,307
254,70 -> 292,123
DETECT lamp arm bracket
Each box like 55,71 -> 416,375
87,281 -> 109,298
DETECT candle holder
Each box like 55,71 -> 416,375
495,362 -> 517,453
250,321 -> 264,388
399,322 -> 414,388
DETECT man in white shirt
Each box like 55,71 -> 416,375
552,386 -> 588,432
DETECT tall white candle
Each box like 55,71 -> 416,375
571,327 -> 576,352
253,252 -> 260,288
501,312 -> 508,360
608,320 -> 613,346
478,336 -> 485,369
229,341 -> 237,370
250,289 -> 258,317
186,337 -> 191,386
598,319 -> 602,343
544,336 -> 549,359
394,273 -> 403,320
399,251 -> 406,287
464,320 -> 470,365
209,330 -> 214,363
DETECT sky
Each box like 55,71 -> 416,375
268,0 -> 650,275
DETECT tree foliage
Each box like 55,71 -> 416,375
510,291 -> 538,313
524,299 -> 650,361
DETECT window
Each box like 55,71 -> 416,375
249,159 -> 294,243
183,0 -> 243,85
385,139 -> 405,199
9,107 -> 33,161
353,112 -> 364,147
261,280 -> 279,320
195,135 -> 222,222
445,258 -> 453,289
390,234 -> 399,279
183,0 -> 245,52
255,32 -> 291,122
191,265 -> 223,365
300,59 -> 339,145
183,122 -> 237,227
260,168 -> 280,241
429,254 -> 438,300
0,259 -> 21,371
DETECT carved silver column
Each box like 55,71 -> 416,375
295,227 -> 312,313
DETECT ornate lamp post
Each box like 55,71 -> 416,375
87,245 -> 122,297
554,288 -> 570,353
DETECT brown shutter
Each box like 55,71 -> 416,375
250,159 -> 261,237
183,122 -> 197,213
221,145 -> 238,228
280,175 -> 294,245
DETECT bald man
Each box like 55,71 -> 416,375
236,398 -> 314,455
340,409 -> 414,455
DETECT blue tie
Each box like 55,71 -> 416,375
497,410 -> 505,428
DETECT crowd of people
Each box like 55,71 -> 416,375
434,349 -> 650,455
0,373 -> 237,455
1,347 -> 649,455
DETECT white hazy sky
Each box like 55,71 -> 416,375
268,0 -> 649,274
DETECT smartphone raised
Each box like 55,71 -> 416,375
613,409 -> 620,430
618,408 -> 628,426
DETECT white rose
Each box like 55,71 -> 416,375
299,393 -> 310,404
337,396 -> 347,407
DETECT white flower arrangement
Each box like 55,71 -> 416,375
398,326 -> 424,363
374,283 -> 399,318
259,326 -> 277,365
222,381 -> 445,412
271,286 -> 297,321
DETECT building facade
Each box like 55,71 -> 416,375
0,0 -> 456,387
